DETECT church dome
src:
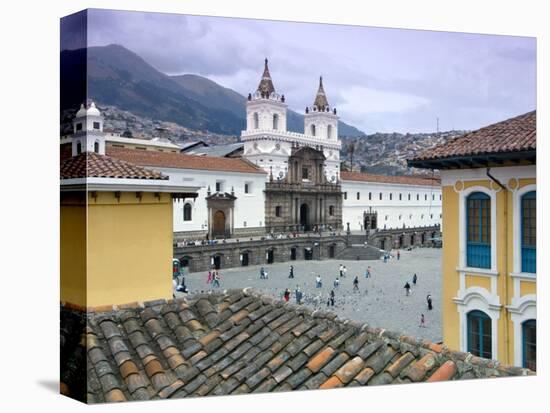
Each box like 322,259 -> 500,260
75,103 -> 87,118
87,101 -> 101,117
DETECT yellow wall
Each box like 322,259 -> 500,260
60,193 -> 87,307
465,275 -> 491,291
87,191 -> 173,307
520,280 -> 536,297
441,174 -> 536,366
61,190 -> 175,308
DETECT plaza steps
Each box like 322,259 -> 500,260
335,244 -> 383,261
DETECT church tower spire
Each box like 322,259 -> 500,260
313,76 -> 329,110
304,76 -> 338,141
256,58 -> 276,98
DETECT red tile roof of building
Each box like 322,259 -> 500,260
60,289 -> 533,403
341,171 -> 440,187
411,111 -> 536,163
107,146 -> 266,175
60,152 -> 168,180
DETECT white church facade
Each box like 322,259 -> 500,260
62,59 -> 441,243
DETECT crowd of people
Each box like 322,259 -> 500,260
175,248 -> 435,331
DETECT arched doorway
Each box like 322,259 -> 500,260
212,210 -> 226,237
241,251 -> 249,267
410,234 -> 415,246
328,245 -> 336,258
179,256 -> 192,269
266,249 -> 274,264
421,233 -> 425,244
290,247 -> 297,261
300,203 -> 309,231
304,247 -> 313,260
212,255 -> 222,270
380,239 -> 386,250
398,235 -> 404,248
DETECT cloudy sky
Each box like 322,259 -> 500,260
77,9 -> 535,134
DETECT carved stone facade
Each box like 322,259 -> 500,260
264,146 -> 343,233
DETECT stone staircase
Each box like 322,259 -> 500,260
335,243 -> 383,261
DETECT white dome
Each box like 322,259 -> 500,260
86,101 -> 101,117
75,104 -> 87,118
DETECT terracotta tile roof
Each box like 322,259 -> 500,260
106,146 -> 266,175
60,152 -> 168,180
411,111 -> 536,162
60,290 -> 532,403
341,171 -> 440,187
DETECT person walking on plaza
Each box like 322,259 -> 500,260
260,267 -> 266,279
397,250 -> 401,260
212,271 -> 221,288
353,276 -> 359,291
333,277 -> 340,288
427,294 -> 433,310
295,286 -> 303,305
365,266 -> 372,278
283,288 -> 291,302
342,266 -> 348,278
412,273 -> 417,285
330,290 -> 335,306
404,281 -> 411,296
420,314 -> 426,328
207,270 -> 213,284
339,264 -> 344,278
316,275 -> 322,288
383,254 -> 388,263
289,265 -> 294,279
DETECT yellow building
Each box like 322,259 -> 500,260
408,111 -> 536,370
60,102 -> 198,307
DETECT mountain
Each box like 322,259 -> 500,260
60,44 -> 365,137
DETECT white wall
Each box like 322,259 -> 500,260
152,167 -> 266,233
341,180 -> 442,230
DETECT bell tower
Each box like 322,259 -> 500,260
71,101 -> 105,156
245,58 -> 287,132
304,76 -> 338,140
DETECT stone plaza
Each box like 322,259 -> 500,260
182,247 -> 443,342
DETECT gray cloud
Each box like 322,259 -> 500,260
85,9 -> 536,133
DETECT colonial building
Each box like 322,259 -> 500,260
341,171 -> 442,232
408,110 -> 536,370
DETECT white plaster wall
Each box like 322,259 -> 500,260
341,180 -> 442,230
152,167 -> 266,233
246,100 -> 287,132
304,112 -> 339,141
